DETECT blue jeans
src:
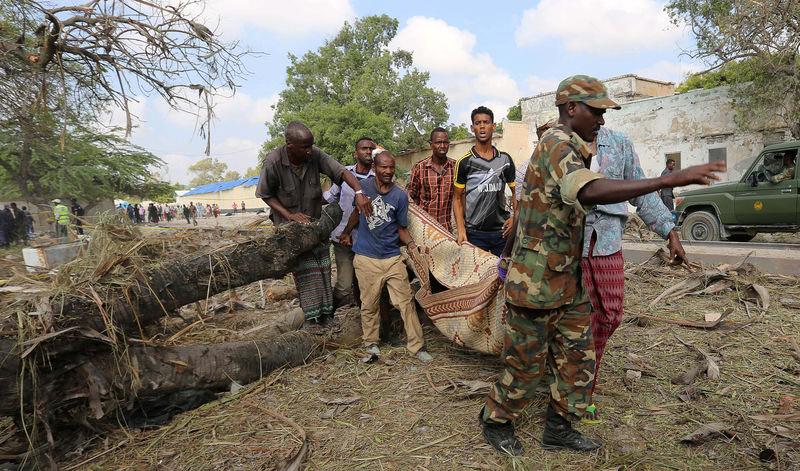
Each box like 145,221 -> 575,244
466,229 -> 506,257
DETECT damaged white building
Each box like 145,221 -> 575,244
520,74 -> 791,182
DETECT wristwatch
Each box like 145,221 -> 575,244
354,190 -> 364,195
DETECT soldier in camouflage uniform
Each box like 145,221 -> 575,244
479,75 -> 727,456
770,151 -> 796,183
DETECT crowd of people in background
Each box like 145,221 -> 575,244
116,201 -> 250,225
0,202 -> 32,247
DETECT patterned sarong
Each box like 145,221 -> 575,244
405,203 -> 507,355
293,242 -> 334,320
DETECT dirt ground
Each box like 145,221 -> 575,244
50,260 -> 798,470
1,216 -> 799,470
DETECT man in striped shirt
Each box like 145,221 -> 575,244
408,127 -> 455,232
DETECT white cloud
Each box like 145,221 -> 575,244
198,0 -> 355,37
634,60 -> 704,85
214,93 -> 279,126
515,0 -> 683,55
525,76 -> 561,96
391,17 -> 522,122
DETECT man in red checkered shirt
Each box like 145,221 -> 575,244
408,127 -> 455,232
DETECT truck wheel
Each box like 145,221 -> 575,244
681,211 -> 720,241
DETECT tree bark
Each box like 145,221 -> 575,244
50,204 -> 342,335
0,307 -> 363,417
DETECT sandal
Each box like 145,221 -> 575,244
581,404 -> 603,424
321,315 -> 342,333
303,319 -> 327,336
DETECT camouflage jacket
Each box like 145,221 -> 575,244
770,166 -> 795,184
505,124 -> 604,310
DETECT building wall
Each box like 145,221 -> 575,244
395,120 -> 534,178
521,78 -> 789,190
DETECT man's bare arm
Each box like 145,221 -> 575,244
578,161 -> 725,206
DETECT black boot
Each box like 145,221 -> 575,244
478,407 -> 524,456
542,406 -> 603,452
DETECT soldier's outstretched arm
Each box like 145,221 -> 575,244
578,161 -> 725,206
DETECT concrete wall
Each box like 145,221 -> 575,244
395,120 -> 534,177
521,77 -> 790,191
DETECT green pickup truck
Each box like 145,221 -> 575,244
675,140 -> 799,241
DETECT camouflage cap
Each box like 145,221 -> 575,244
555,75 -> 621,110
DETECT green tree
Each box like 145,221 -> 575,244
244,166 -> 261,178
667,0 -> 800,137
446,123 -> 471,141
187,157 -> 231,187
263,15 -> 448,161
0,0 -> 250,208
0,112 -> 171,209
506,100 -> 522,121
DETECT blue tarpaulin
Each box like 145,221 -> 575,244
181,176 -> 260,197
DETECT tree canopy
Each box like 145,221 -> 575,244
667,0 -> 800,137
0,0 -> 250,206
506,100 -> 522,121
262,15 -> 449,162
0,111 -> 172,207
187,157 -> 240,187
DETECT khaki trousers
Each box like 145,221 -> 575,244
353,254 -> 424,354
332,242 -> 356,300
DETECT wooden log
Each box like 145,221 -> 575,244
51,204 -> 342,335
0,308 -> 362,417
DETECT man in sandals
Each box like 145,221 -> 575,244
580,126 -> 690,424
256,121 -> 372,334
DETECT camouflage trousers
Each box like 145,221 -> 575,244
483,301 -> 596,423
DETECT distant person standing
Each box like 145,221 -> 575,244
408,127 -> 455,232
22,206 -> 34,236
232,202 -> 238,214
241,201 -> 246,213
0,205 -> 12,247
189,202 -> 198,225
659,159 -> 676,210
9,203 -> 24,243
52,199 -> 70,237
70,198 -> 85,235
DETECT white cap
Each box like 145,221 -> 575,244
51,198 -> 61,204
371,146 -> 386,158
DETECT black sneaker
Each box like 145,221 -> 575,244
478,407 -> 524,456
541,406 -> 602,452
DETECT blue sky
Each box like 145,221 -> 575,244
111,0 -> 703,185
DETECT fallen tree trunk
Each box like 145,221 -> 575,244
0,308 -> 363,440
51,204 -> 342,335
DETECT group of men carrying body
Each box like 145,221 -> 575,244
255,75 -> 726,455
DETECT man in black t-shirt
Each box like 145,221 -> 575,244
453,106 -> 517,256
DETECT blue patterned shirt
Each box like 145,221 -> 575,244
582,127 -> 674,257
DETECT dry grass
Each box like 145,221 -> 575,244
54,255 -> 800,470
